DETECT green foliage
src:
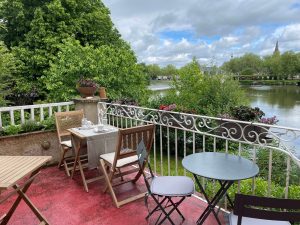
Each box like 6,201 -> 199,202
43,38 -> 148,102
0,116 -> 55,136
141,63 -> 178,80
40,116 -> 56,130
2,125 -> 22,136
222,53 -> 263,75
21,120 -> 44,133
0,41 -> 21,106
222,51 -> 300,81
196,75 -> 247,115
229,106 -> 264,121
148,58 -> 247,116
0,0 -> 135,104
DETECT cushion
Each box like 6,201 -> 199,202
100,152 -> 138,168
151,176 -> 194,197
61,140 -> 72,148
228,213 -> 291,225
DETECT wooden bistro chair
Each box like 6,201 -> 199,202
99,124 -> 155,208
230,193 -> 300,225
55,110 -> 88,176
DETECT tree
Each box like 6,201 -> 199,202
44,39 -> 148,103
171,58 -> 204,111
162,64 -> 178,77
149,58 -> 247,116
280,51 -> 298,79
222,53 -> 262,77
145,64 -> 162,79
0,0 -> 132,103
0,42 -> 21,106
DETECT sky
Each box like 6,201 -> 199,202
102,0 -> 300,67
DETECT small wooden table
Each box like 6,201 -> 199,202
69,125 -> 118,192
0,156 -> 52,225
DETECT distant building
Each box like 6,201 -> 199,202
273,40 -> 280,55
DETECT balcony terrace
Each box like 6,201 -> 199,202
0,166 -> 226,225
1,99 -> 300,225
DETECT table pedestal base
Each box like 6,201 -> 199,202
193,174 -> 234,225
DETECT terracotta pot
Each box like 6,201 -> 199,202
77,87 -> 97,98
99,87 -> 107,99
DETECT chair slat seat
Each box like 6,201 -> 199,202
151,176 -> 194,197
99,124 -> 155,208
100,152 -> 138,168
61,140 -> 72,148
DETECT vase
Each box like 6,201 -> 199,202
99,87 -> 107,99
77,87 -> 97,98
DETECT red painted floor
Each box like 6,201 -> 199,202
0,166 -> 226,225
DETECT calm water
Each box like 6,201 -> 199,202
243,85 -> 300,129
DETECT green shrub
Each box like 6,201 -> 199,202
3,125 -> 22,135
21,120 -> 44,133
40,116 -> 56,130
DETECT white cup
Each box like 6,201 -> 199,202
97,124 -> 104,131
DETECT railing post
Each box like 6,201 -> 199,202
9,110 -> 14,125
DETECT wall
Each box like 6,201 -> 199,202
0,130 -> 60,165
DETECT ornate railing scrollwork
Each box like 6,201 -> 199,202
98,102 -> 300,167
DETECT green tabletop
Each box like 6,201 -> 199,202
182,152 -> 259,181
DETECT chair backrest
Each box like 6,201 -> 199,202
112,124 -> 155,168
233,194 -> 300,225
54,110 -> 84,142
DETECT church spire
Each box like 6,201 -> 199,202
273,40 -> 280,55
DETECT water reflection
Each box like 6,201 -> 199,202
243,86 -> 300,129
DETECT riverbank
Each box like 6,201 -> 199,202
239,79 -> 300,86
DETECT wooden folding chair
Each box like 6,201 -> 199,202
55,110 -> 88,176
99,124 -> 155,208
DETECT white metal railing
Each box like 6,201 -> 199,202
98,102 -> 300,201
0,101 -> 74,128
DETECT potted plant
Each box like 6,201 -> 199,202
218,106 -> 278,142
77,78 -> 98,98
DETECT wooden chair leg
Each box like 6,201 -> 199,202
100,159 -> 119,208
78,160 -> 89,192
63,159 -> 71,177
58,148 -> 67,168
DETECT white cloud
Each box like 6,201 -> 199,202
103,0 -> 300,66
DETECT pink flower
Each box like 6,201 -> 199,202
259,116 -> 278,125
159,104 -> 176,111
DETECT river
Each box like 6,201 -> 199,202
149,81 -> 300,156
149,81 -> 300,129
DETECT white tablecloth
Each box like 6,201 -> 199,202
71,125 -> 118,169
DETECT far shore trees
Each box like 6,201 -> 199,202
222,51 -> 300,80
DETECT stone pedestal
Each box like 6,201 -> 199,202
73,97 -> 101,124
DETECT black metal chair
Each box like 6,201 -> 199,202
230,193 -> 300,225
137,140 -> 194,225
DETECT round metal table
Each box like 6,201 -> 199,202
182,152 -> 259,225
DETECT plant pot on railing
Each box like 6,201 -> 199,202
99,87 -> 107,100
216,121 -> 271,142
77,87 -> 97,98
